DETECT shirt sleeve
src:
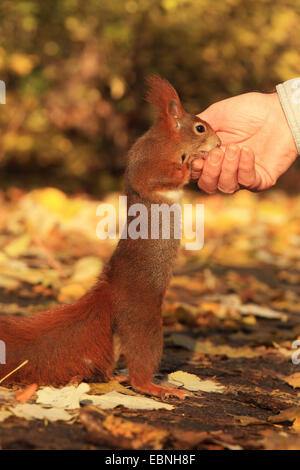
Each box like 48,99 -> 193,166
276,78 -> 300,155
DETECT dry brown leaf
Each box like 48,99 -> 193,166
284,372 -> 300,389
170,333 -> 265,358
102,415 -> 168,450
293,416 -> 300,432
88,381 -> 136,396
80,407 -> 168,450
268,407 -> 300,424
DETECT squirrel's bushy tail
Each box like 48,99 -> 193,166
0,279 -> 113,385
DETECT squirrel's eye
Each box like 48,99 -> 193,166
195,124 -> 205,133
181,154 -> 186,164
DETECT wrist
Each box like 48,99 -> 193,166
270,92 -> 299,158
275,79 -> 300,156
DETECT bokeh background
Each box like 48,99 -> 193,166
0,0 -> 300,194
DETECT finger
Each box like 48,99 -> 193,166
238,146 -> 257,189
191,170 -> 202,181
191,158 -> 204,171
191,158 -> 204,180
197,148 -> 224,194
217,144 -> 241,194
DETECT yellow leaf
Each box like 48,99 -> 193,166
58,283 -> 87,303
4,234 -> 31,258
71,256 -> 103,284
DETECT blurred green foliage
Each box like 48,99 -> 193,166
0,0 -> 299,192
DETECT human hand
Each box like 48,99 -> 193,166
192,92 -> 298,194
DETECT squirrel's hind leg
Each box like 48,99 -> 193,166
114,374 -> 190,399
130,379 -> 191,400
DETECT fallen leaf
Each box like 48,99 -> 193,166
88,381 -> 136,396
102,414 -> 168,449
16,383 -> 38,403
268,407 -> 300,424
0,259 -> 60,287
4,234 -> 31,258
10,403 -> 73,422
58,283 -> 87,303
0,275 -> 20,289
71,256 -> 103,284
236,303 -> 287,322
0,410 -> 12,422
0,386 -> 16,403
168,371 -> 225,393
293,416 -> 300,432
80,391 -> 174,410
36,383 -> 90,409
80,407 -> 168,450
284,373 -> 300,389
170,333 -> 265,358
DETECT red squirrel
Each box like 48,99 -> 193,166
0,76 -> 220,398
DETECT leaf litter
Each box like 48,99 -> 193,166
2,188 -> 300,448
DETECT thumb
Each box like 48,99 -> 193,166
197,102 -> 223,131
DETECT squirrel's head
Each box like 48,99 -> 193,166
127,76 -> 222,203
145,75 -> 221,159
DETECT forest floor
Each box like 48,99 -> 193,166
1,187 -> 300,450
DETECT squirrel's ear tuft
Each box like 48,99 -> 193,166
145,75 -> 184,122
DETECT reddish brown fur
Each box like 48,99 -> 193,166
0,76 -> 220,398
0,278 -> 113,385
145,75 -> 184,118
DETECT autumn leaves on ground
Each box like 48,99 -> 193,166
1,187 -> 300,449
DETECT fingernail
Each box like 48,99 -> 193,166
209,150 -> 222,165
226,144 -> 239,160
